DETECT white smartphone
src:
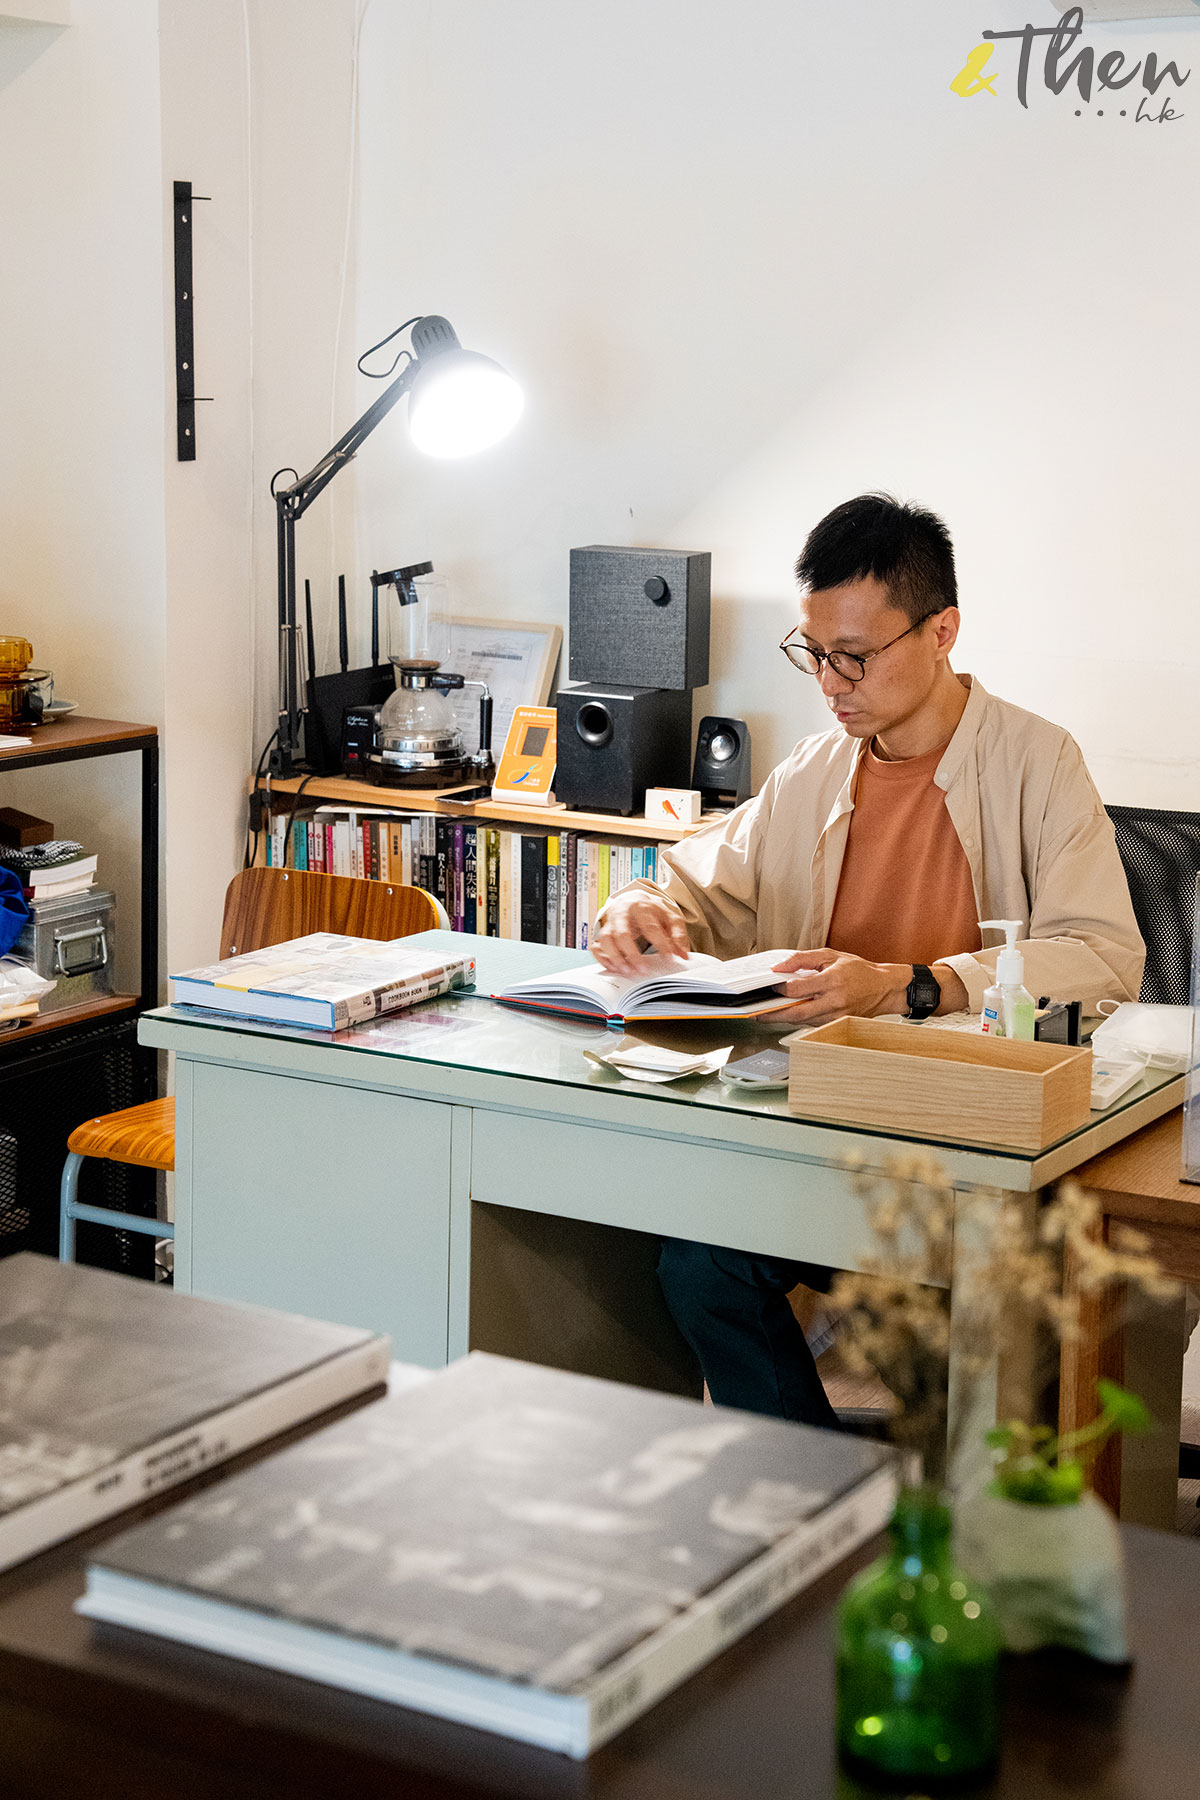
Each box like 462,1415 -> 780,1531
717,1046 -> 791,1090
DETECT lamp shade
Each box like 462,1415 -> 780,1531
407,349 -> 524,459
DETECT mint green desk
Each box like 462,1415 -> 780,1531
141,933 -> 1182,1491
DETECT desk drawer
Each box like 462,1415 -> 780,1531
469,1109 -> 875,1270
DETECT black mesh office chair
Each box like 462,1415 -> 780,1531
1106,804 -> 1200,1485
1106,805 -> 1200,1005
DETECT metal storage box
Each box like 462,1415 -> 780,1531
13,887 -> 116,1013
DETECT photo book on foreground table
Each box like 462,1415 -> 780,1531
494,948 -> 798,1025
0,1254 -> 389,1575
79,1352 -> 897,1758
170,934 -> 476,1030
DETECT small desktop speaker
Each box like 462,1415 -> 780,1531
568,546 -> 710,691
692,715 -> 752,809
555,684 -> 692,816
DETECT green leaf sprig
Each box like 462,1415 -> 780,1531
986,1380 -> 1153,1506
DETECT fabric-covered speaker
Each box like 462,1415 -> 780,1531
692,715 -> 752,810
555,684 -> 692,816
568,546 -> 710,691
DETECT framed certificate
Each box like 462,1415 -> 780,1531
433,617 -> 561,765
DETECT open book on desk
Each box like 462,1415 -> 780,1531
494,949 -> 799,1025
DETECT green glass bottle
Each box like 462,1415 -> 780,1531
836,1486 -> 1001,1788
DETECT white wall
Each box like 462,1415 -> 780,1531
245,0 -> 369,742
0,0 -> 166,989
4,0 -> 1197,990
158,0 -> 254,973
355,0 -> 1200,805
160,0 -> 365,969
159,0 -> 364,968
0,0 -> 366,983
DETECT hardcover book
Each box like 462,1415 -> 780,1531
170,934 -> 476,1030
520,831 -> 548,944
0,1253 -> 389,1575
495,948 -> 798,1025
79,1353 -> 895,1758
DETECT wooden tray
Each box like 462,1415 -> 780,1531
784,1018 -> 1093,1152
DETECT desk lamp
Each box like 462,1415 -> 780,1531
269,315 -> 523,776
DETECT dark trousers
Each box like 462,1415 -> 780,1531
657,1238 -> 840,1429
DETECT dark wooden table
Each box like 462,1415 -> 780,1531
0,1492 -> 1197,1800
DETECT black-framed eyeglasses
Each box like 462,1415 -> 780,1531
779,610 -> 940,684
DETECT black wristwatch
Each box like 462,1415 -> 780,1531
905,963 -> 941,1021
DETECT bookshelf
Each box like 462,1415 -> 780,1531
254,772 -> 707,843
0,717 -> 159,1269
253,767 -> 713,948
0,717 -> 158,1043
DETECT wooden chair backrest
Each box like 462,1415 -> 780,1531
218,867 -> 440,959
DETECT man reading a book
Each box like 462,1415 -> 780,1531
593,492 -> 1143,1428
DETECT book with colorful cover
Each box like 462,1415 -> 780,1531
463,824 -> 478,934
545,835 -> 560,946
170,935 -> 476,1030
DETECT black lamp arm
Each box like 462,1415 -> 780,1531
270,362 -> 418,774
276,361 -> 417,521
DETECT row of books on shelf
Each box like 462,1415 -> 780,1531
265,805 -> 662,949
10,1253 -> 895,1761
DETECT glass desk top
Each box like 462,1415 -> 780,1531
149,932 -> 1181,1165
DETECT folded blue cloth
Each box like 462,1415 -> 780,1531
0,868 -> 30,958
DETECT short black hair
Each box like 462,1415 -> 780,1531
794,493 -> 957,626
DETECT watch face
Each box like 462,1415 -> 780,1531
907,966 -> 940,1015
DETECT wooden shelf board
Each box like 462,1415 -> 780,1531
0,717 -> 157,766
253,773 -> 715,842
0,992 -> 139,1052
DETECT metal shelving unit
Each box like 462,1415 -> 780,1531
0,717 -> 159,1271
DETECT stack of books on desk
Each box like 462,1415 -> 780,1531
0,838 -> 98,902
170,934 -> 477,1029
77,1352 -> 897,1758
0,1253 -> 389,1573
267,805 -> 661,950
0,1260 -> 898,1763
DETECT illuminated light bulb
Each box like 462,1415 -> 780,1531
408,353 -> 524,458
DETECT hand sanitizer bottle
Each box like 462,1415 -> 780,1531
978,920 -> 1036,1041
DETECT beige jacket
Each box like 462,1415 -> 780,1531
605,675 -> 1144,1012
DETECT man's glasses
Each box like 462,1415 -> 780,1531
779,611 -> 939,684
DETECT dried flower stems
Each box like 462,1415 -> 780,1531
828,1153 -> 1178,1491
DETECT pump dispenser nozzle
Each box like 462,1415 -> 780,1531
979,919 -> 1025,987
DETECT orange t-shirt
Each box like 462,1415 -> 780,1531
826,740 -> 983,968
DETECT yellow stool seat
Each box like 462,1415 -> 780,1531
68,1098 -> 176,1173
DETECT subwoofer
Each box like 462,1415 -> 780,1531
692,715 -> 752,809
568,546 -> 710,691
555,684 -> 692,816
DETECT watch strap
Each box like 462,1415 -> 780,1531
905,963 -> 941,1021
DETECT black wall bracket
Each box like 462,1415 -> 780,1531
172,181 -> 213,461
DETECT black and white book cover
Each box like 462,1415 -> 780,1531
0,1253 -> 389,1570
81,1353 -> 896,1755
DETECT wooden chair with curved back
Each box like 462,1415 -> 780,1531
58,868 -> 442,1262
